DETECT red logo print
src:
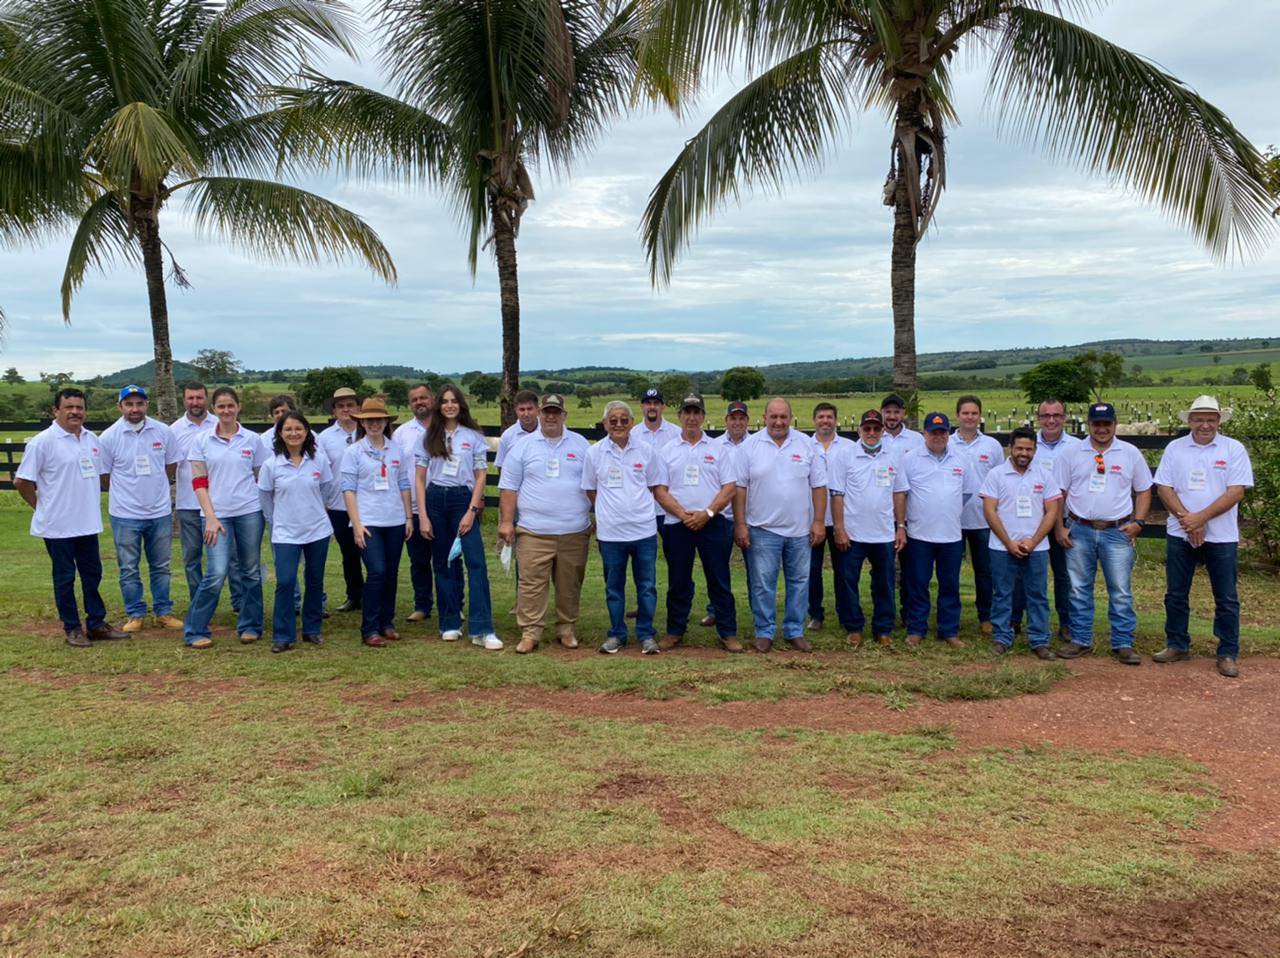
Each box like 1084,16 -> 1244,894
632,462 -> 644,470
1109,464 -> 1122,473
1032,484 -> 1044,492
1214,459 -> 1227,468
565,453 -> 577,460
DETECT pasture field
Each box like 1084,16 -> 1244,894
2,493 -> 1279,957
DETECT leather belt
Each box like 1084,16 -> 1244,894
1067,511 -> 1130,530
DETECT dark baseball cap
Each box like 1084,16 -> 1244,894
118,384 -> 148,401
922,411 -> 950,432
679,393 -> 705,412
880,393 -> 906,410
641,388 -> 663,403
1087,402 -> 1116,422
859,409 -> 884,427
726,401 -> 749,416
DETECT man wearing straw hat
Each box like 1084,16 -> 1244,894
1151,395 -> 1254,678
317,386 -> 365,613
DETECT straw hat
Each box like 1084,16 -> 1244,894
1178,395 -> 1232,423
351,396 -> 396,422
323,386 -> 361,413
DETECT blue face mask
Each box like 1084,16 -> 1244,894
861,438 -> 882,452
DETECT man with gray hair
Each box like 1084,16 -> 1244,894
733,398 -> 827,653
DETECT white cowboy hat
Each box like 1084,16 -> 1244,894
1179,395 -> 1232,424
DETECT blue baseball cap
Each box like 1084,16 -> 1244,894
726,401 -> 749,416
1087,402 -> 1116,422
922,411 -> 950,432
118,384 -> 148,401
641,388 -> 664,403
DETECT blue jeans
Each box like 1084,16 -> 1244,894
406,513 -> 435,615
43,535 -> 107,633
903,538 -> 964,639
426,485 -> 493,635
1164,537 -> 1240,658
962,527 -> 993,623
837,540 -> 896,636
360,525 -> 404,637
663,516 -> 737,638
109,515 -> 173,617
271,538 -> 329,646
184,511 -> 264,643
808,528 -> 852,625
747,527 -> 809,641
990,549 -> 1049,648
1064,522 -> 1137,649
707,542 -> 751,618
1012,537 -> 1071,633
598,536 -> 658,644
178,509 -> 244,610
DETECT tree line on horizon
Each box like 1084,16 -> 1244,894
2,0 -> 1276,425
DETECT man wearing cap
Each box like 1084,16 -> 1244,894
15,388 -> 128,647
830,409 -> 904,647
807,402 -> 853,632
585,400 -> 665,654
980,426 -> 1062,658
495,389 -> 541,469
952,395 -> 1003,634
734,397 -> 828,653
879,393 -> 924,459
498,394 -> 592,653
699,400 -> 753,629
632,387 -> 682,529
1152,396 -> 1253,678
652,394 -> 743,653
317,386 -> 365,612
893,412 -> 979,647
1013,398 -> 1082,639
395,382 -> 436,622
1052,402 -> 1153,664
171,381 -> 229,605
100,385 -> 183,632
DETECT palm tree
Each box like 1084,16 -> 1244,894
637,1 -> 1276,410
0,0 -> 397,419
273,0 -> 642,425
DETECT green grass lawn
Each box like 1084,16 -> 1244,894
3,492 -> 1279,956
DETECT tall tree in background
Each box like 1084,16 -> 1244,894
274,0 -> 643,425
0,0 -> 396,419
638,1 -> 1276,414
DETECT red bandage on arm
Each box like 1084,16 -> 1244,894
192,476 -> 209,491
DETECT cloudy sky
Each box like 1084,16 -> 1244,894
2,1 -> 1278,379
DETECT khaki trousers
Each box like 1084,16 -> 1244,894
515,527 -> 591,642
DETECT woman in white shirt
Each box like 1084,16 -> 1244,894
414,384 -> 500,650
185,387 -> 266,649
258,411 -> 334,653
341,397 -> 412,647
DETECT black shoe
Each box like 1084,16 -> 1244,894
1152,647 -> 1190,663
271,642 -> 292,653
1112,647 -> 1141,666
65,628 -> 91,648
1031,646 -> 1054,660
336,599 -> 360,613
1056,641 -> 1092,659
991,641 -> 1008,656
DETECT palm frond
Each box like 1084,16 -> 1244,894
180,175 -> 397,284
59,190 -> 138,321
641,41 -> 851,285
86,100 -> 199,191
988,7 -> 1275,259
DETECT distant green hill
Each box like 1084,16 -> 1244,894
92,360 -> 206,388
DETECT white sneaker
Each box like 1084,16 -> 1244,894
472,633 -> 504,651
441,630 -> 463,642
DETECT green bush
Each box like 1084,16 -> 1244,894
1225,396 -> 1280,566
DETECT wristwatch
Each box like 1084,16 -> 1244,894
896,521 -> 907,529
705,508 -> 716,518
470,505 -> 482,515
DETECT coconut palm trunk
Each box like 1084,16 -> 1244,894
890,92 -> 924,418
131,189 -> 178,419
490,191 -> 521,427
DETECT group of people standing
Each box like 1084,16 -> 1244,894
15,381 -> 1253,676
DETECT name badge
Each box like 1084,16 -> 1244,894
1015,495 -> 1033,518
443,456 -> 460,478
683,463 -> 700,486
875,466 -> 891,488
545,456 -> 560,479
373,463 -> 390,491
79,456 -> 97,479
134,454 -> 152,476
1187,468 -> 1207,492
1088,472 -> 1107,494
605,466 -> 624,489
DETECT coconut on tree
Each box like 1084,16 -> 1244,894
636,0 -> 1276,413
0,0 -> 397,419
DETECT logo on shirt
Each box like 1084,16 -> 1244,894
703,454 -> 716,463
632,462 -> 645,470
391,459 -> 401,467
312,471 -> 322,479
1109,464 -> 1122,473
565,452 -> 578,460
1213,459 -> 1227,469
978,454 -> 990,462
151,441 -> 163,449
790,453 -> 804,463
1032,483 -> 1044,492
951,467 -> 964,476
240,449 -> 253,457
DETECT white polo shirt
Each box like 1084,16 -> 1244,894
1032,431 -> 1081,474
736,428 -> 827,538
881,426 -> 924,460
894,445 -> 978,544
713,432 -> 749,520
100,416 -> 180,520
16,422 -> 105,538
1154,433 -> 1254,543
317,421 -> 359,511
829,443 -> 898,544
497,430 -> 592,535
258,453 -> 335,545
979,461 -> 1062,552
631,419 -> 681,516
416,425 -> 488,489
170,413 -> 215,511
495,420 -> 539,468
1053,438 -> 1153,523
190,424 -> 266,519
393,417 -> 429,514
812,434 -> 852,526
951,431 -> 1004,530
582,437 -> 664,542
658,432 -> 739,523
340,438 -> 410,527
